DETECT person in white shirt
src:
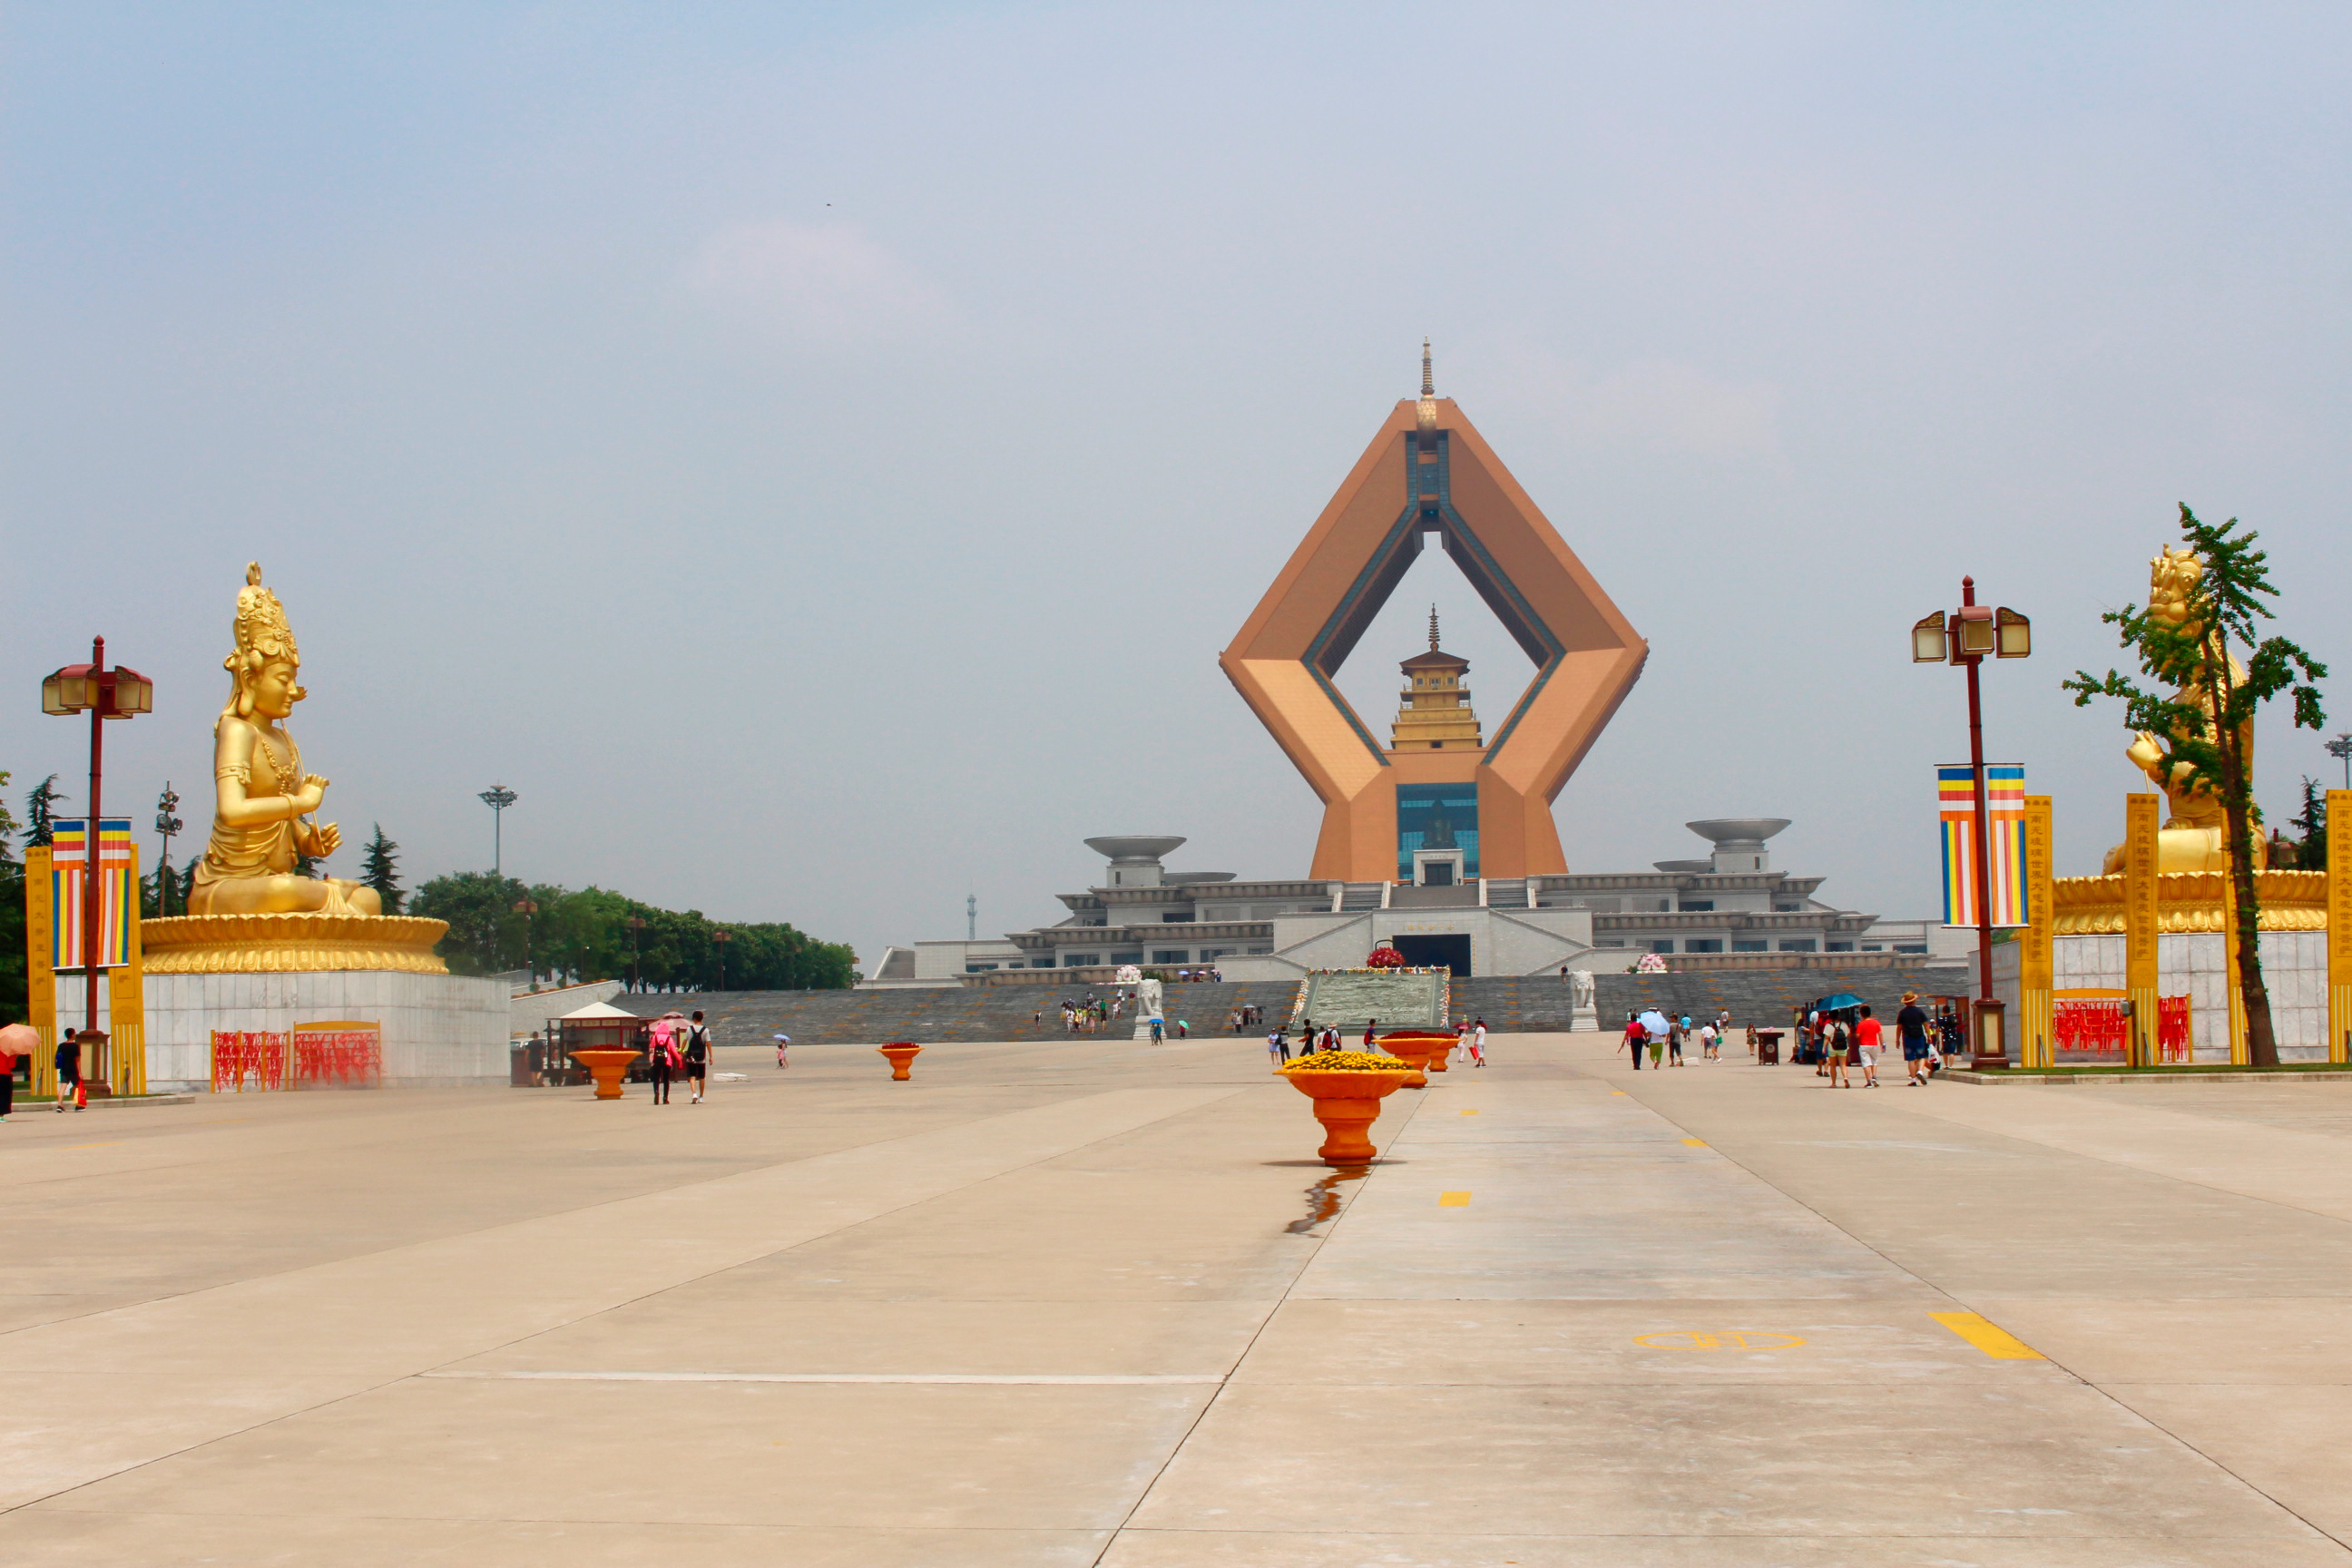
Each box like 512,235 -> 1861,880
1468,1019 -> 1487,1067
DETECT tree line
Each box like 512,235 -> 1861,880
410,870 -> 856,992
0,790 -> 853,1011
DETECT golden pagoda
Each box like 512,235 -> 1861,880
1391,607 -> 1484,751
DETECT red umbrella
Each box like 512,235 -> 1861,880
0,1022 -> 35,1071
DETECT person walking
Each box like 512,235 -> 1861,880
1824,1014 -> 1851,1088
1855,1005 -> 1883,1086
1897,992 -> 1934,1085
1622,1012 -> 1646,1070
683,1011 -> 711,1103
1149,1016 -> 1164,1045
1362,1019 -> 1378,1049
648,1019 -> 677,1103
1469,1017 -> 1488,1067
1267,1025 -> 1289,1066
1698,1020 -> 1719,1062
0,1025 -> 18,1120
773,1033 -> 790,1070
54,1028 -> 82,1112
1668,1015 -> 1687,1067
1647,1013 -> 1667,1069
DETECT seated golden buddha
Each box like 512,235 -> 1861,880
184,564 -> 383,917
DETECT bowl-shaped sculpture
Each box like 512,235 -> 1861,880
1083,836 -> 1188,864
877,1043 -> 923,1081
1376,1032 -> 1455,1088
1686,818 -> 1792,849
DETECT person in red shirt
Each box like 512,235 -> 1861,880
1854,1005 -> 1885,1087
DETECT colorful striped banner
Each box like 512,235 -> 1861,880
50,818 -> 135,971
1938,766 -> 2027,928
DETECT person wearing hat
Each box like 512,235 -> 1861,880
1896,992 -> 1934,1085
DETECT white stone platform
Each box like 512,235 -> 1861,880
142,970 -> 510,1091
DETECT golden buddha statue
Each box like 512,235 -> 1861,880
2099,544 -> 2266,875
185,564 -> 384,917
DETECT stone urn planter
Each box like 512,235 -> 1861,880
877,1042 -> 923,1081
569,1048 -> 642,1101
1376,1032 -> 1453,1088
1279,1052 -> 1415,1166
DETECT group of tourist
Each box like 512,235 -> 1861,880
1048,994 -> 1126,1034
1225,1004 -> 1269,1034
1798,993 -> 1945,1087
642,1010 -> 712,1103
1265,1016 -> 1489,1065
1617,1008 -> 1733,1069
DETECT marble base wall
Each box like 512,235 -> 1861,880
2035,931 -> 2330,1061
142,971 -> 510,1091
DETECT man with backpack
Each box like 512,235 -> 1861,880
684,1011 -> 711,1103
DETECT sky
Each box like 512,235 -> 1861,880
5,2 -> 2351,971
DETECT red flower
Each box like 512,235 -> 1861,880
1366,946 -> 1407,969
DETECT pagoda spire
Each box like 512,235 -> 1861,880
1429,603 -> 1441,651
1416,338 -> 1438,446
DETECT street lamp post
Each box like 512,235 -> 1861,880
514,897 -> 539,991
154,783 -> 182,916
626,914 -> 645,993
2328,732 -> 2352,792
712,927 -> 732,993
1912,576 -> 2031,1070
478,784 -> 517,877
41,637 -> 154,1046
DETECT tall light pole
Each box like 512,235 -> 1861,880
154,782 -> 182,916
712,927 -> 732,992
626,914 -> 645,993
42,638 -> 154,1047
2328,732 -> 2352,792
514,897 -> 539,991
966,893 -> 976,941
478,784 -> 517,877
1912,577 -> 2031,1069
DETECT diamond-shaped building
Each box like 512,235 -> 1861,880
1220,347 -> 1648,883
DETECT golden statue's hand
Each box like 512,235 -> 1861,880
2125,731 -> 2166,776
292,774 -> 329,814
305,821 -> 343,859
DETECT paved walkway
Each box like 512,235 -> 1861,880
5,1034 -> 2351,1564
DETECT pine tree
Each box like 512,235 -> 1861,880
2291,777 -> 2328,872
24,775 -> 64,848
360,824 -> 404,914
2063,505 -> 2328,1067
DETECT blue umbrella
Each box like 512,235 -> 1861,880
1813,992 -> 1866,1012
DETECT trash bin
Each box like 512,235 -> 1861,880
1755,1029 -> 1781,1066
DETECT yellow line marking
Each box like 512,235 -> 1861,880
1612,1091 -> 1628,1096
1633,1331 -> 1806,1351
1459,1109 -> 1480,1115
64,1142 -> 122,1151
1438,1191 -> 1472,1207
1931,1311 -> 2044,1359
1681,1137 -> 1708,1147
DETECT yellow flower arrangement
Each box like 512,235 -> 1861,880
1279,1050 -> 1415,1073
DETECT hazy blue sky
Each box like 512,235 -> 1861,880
6,3 -> 2350,969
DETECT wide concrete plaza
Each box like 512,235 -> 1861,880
6,1033 -> 2352,1565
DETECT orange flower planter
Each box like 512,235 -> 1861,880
877,1043 -> 923,1081
1279,1066 -> 1414,1165
569,1048 -> 642,1101
1382,1031 -> 1456,1079
1373,1034 -> 1441,1087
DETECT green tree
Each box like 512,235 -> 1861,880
2290,777 -> 2328,871
410,871 -> 529,975
2063,505 -> 2328,1067
359,824 -> 404,914
23,775 -> 64,848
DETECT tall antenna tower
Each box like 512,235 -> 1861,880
966,892 -> 977,941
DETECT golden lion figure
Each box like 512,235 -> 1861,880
184,564 -> 385,916
2100,544 -> 2266,875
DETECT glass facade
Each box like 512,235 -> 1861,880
1396,781 -> 1479,880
